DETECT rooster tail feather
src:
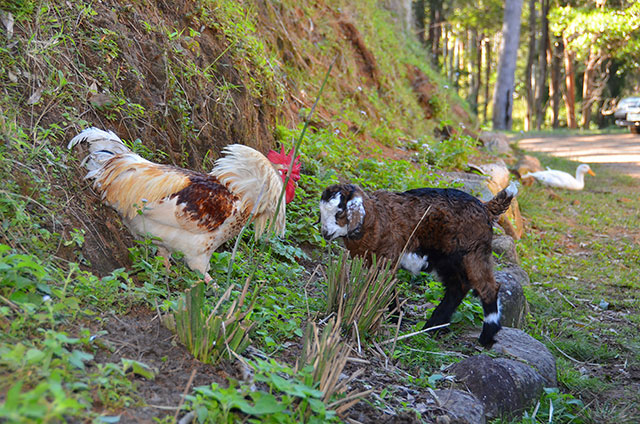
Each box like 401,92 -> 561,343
68,127 -> 131,171
211,144 -> 286,237
485,181 -> 518,221
253,205 -> 286,239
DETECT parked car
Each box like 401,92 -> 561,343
614,97 -> 640,134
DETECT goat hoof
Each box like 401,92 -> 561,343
478,322 -> 501,347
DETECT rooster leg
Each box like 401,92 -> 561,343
204,272 -> 218,288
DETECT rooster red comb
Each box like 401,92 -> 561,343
268,146 -> 301,182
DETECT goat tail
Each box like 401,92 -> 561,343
68,127 -> 132,172
485,181 -> 518,220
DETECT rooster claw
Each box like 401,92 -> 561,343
204,273 -> 218,289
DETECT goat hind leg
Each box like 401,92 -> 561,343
465,255 -> 501,346
425,282 -> 468,331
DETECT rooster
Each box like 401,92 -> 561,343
69,127 -> 301,282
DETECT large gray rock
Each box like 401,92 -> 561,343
491,327 -> 557,387
450,354 -> 546,420
431,389 -> 485,424
496,266 -> 529,328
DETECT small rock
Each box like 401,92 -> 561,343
491,327 -> 557,387
496,268 -> 529,329
492,235 -> 518,264
432,389 -> 485,424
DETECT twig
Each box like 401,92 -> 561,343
549,287 -> 576,308
543,334 -> 600,366
146,404 -> 180,410
346,356 -> 370,364
268,54 -> 338,234
393,205 -> 432,273
388,309 -> 404,368
371,341 -> 388,369
0,294 -> 20,312
178,410 -> 196,424
403,347 -> 468,358
379,323 -> 450,345
173,369 -> 197,422
318,312 -> 334,326
353,320 -> 362,355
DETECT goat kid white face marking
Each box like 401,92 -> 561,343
319,193 -> 348,240
346,196 -> 364,224
399,252 -> 429,275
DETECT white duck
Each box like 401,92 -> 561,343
522,164 -> 595,190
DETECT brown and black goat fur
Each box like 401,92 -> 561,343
319,183 -> 518,346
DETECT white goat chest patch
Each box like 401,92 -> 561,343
399,252 -> 429,275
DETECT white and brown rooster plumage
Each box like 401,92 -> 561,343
69,127 -> 301,282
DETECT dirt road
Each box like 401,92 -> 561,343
517,132 -> 640,178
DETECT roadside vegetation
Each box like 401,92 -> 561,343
1,0 -> 639,423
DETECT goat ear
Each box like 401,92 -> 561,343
346,193 -> 365,239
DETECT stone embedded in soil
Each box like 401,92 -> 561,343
491,327 -> 558,387
450,354 -> 546,420
496,266 -> 529,329
431,389 -> 486,424
492,234 -> 519,264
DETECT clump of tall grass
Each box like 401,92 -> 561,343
165,279 -> 255,364
296,318 -> 371,416
325,249 -> 398,340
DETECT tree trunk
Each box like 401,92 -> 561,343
534,0 -> 549,130
468,29 -> 481,114
492,0 -> 525,130
428,0 -> 444,64
442,25 -> 448,76
454,38 -> 462,91
563,35 -> 577,129
548,37 -> 562,128
448,29 -> 455,81
484,39 -> 491,122
414,0 -> 426,45
580,43 -> 598,129
524,0 -> 537,131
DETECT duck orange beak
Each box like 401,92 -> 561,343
588,169 -> 596,176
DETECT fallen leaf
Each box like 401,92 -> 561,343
27,87 -> 44,105
617,197 -> 631,203
1,12 -> 14,40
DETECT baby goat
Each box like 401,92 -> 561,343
319,182 -> 518,346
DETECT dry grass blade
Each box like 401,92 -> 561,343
326,249 -> 397,339
166,279 -> 255,365
296,318 -> 369,416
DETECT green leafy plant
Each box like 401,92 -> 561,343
185,357 -> 346,423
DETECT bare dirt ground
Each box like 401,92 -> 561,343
517,132 -> 640,178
